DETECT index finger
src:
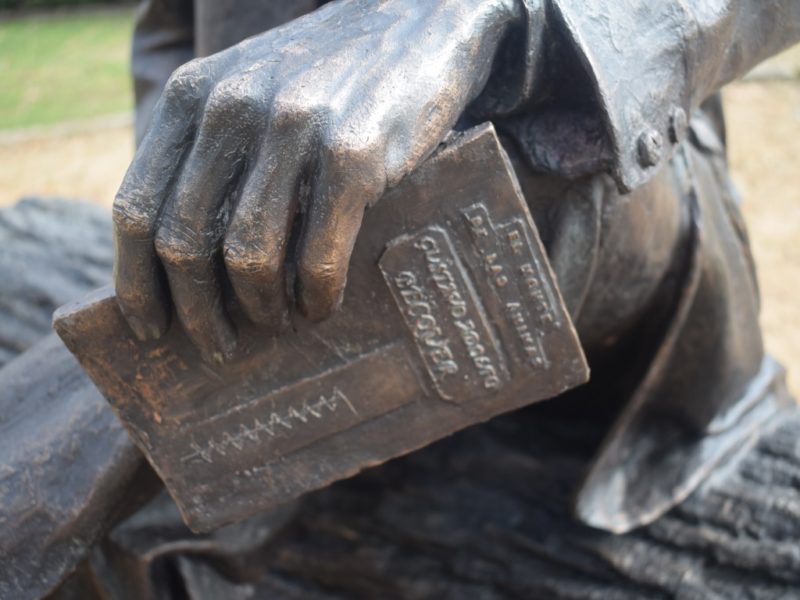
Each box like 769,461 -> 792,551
113,64 -> 210,341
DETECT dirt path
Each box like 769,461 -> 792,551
0,115 -> 133,206
1,81 -> 798,393
725,81 -> 800,394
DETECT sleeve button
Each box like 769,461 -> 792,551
637,129 -> 663,168
669,107 -> 688,144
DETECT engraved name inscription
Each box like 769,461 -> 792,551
461,203 -> 559,371
500,219 -> 561,329
381,227 -> 506,402
414,234 -> 503,390
391,270 -> 460,384
505,300 -> 550,369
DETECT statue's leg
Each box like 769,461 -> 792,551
3,171 -> 798,599
0,333 -> 152,600
148,125 -> 800,595
120,119 -> 798,596
0,198 -> 151,599
0,198 -> 298,599
0,198 -> 114,366
218,399 -> 800,599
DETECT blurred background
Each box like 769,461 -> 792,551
1,2 -> 799,394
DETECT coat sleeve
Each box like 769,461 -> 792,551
473,0 -> 800,191
131,0 -> 195,144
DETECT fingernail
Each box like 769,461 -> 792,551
209,325 -> 237,365
301,291 -> 343,323
206,340 -> 235,366
126,315 -> 149,342
148,322 -> 165,340
251,305 -> 291,332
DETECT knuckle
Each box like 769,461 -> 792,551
112,195 -> 155,239
115,287 -> 138,309
298,257 -> 344,287
116,281 -> 148,312
163,59 -> 207,105
154,223 -> 206,269
321,132 -> 385,195
202,89 -> 230,125
205,76 -> 262,124
319,151 -> 386,213
269,85 -> 326,134
223,239 -> 280,282
323,133 -> 367,165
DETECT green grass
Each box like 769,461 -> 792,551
0,7 -> 134,129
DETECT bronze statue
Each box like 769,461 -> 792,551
55,125 -> 592,532
1,0 -> 799,597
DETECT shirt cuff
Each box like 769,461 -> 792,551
468,0 -> 548,117
549,0 -> 693,192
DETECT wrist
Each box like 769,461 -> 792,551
432,0 -> 525,36
466,0 -> 525,21
470,0 -> 526,35
498,0 -> 526,22
446,0 -> 529,95
467,0 -> 546,116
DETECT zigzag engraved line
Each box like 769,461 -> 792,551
181,387 -> 350,464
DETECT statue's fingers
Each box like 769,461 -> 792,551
296,144 -> 385,321
154,84 -> 259,363
223,139 -> 305,330
113,63 -> 213,341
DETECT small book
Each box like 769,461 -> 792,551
54,124 -> 589,532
